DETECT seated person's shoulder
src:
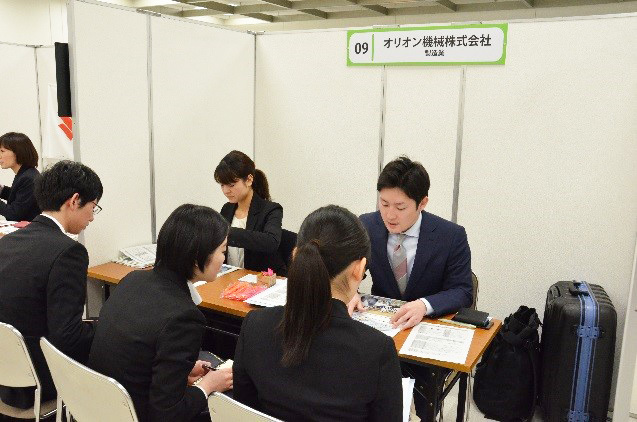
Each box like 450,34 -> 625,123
244,306 -> 283,328
359,211 -> 378,226
425,212 -> 466,234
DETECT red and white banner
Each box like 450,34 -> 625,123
43,84 -> 73,160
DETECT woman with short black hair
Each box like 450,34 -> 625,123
233,205 -> 403,421
214,150 -> 287,275
89,204 -> 233,422
0,132 -> 40,221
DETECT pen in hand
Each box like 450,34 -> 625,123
202,364 -> 217,372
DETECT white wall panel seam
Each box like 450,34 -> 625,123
451,66 -> 466,224
33,47 -> 44,168
377,65 -> 387,211
146,15 -> 157,243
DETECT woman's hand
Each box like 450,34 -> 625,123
187,360 -> 208,385
198,368 -> 233,394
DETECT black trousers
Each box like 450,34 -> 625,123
401,362 -> 451,422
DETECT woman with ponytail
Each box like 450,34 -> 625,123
233,205 -> 402,421
214,150 -> 286,275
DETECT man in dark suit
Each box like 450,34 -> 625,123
351,156 -> 472,421
0,160 -> 103,409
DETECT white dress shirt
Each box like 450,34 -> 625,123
227,216 -> 247,268
386,213 -> 434,315
40,213 -> 79,241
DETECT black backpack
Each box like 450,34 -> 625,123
473,306 -> 541,421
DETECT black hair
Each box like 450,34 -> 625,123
377,156 -> 430,205
155,204 -> 229,281
279,205 -> 370,367
214,150 -> 271,201
0,132 -> 39,168
34,160 -> 103,212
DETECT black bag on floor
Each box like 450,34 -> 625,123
540,280 -> 616,422
473,306 -> 541,421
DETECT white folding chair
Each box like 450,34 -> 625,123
208,392 -> 281,422
0,322 -> 56,421
39,337 -> 139,422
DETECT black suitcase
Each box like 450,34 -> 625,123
540,280 -> 616,422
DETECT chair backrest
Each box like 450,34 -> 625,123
471,271 -> 479,310
208,392 -> 281,422
0,322 -> 39,389
278,229 -> 297,273
39,338 -> 139,422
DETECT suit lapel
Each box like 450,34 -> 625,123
404,211 -> 438,298
221,203 -> 237,224
246,193 -> 264,232
372,212 -> 402,299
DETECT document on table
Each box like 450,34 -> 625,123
399,322 -> 474,364
352,311 -> 400,337
244,279 -> 287,307
238,273 -> 258,284
402,378 -> 415,422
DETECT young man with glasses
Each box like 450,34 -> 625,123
0,160 -> 103,409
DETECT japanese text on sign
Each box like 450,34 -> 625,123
347,24 -> 507,66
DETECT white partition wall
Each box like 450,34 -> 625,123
70,0 -> 152,264
458,16 -> 637,398
0,44 -> 41,188
151,16 -> 255,230
384,67 -> 464,220
255,31 -> 382,231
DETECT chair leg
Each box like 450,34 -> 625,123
33,387 -> 41,422
56,396 -> 63,422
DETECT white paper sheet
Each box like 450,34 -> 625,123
244,279 -> 288,307
402,378 -> 415,422
238,273 -> 258,284
399,322 -> 474,364
352,311 -> 400,337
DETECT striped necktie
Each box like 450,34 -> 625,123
392,233 -> 408,297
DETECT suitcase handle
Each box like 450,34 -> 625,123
568,281 -> 589,296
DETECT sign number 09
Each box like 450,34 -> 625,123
354,42 -> 369,55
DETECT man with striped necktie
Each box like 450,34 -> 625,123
352,156 -> 473,421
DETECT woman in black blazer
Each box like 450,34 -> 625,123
214,150 -> 286,274
88,205 -> 233,422
233,205 -> 403,422
0,132 -> 41,221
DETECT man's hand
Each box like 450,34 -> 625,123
187,360 -> 208,385
347,293 -> 365,316
390,300 -> 427,330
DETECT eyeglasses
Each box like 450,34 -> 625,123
92,202 -> 102,215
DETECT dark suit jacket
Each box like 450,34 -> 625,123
234,299 -> 402,422
0,166 -> 41,221
360,211 -> 472,316
220,193 -> 286,275
88,267 -> 207,422
0,215 -> 94,407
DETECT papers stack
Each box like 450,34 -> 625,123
399,322 -> 474,364
352,312 -> 400,338
244,279 -> 287,307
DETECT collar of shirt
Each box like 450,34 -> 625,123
403,212 -> 422,239
387,212 -> 422,284
40,213 -> 79,240
187,281 -> 203,305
